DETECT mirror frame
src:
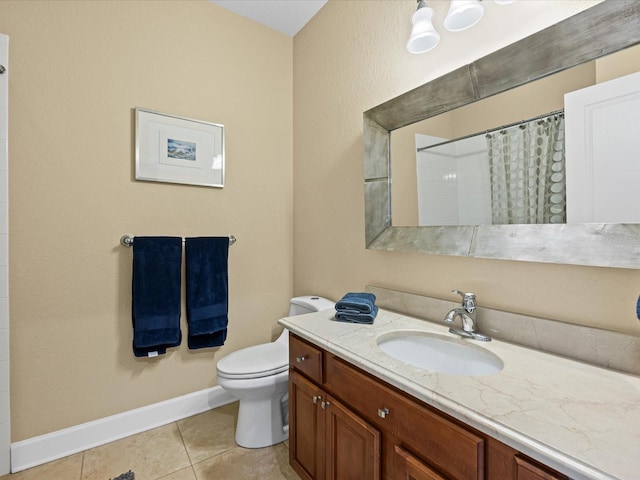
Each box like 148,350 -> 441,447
364,0 -> 640,268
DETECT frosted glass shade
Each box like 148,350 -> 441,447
444,0 -> 484,32
406,5 -> 440,54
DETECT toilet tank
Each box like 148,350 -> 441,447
288,296 -> 334,316
276,296 -> 334,345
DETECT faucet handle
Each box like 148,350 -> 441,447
451,290 -> 476,313
452,289 -> 475,300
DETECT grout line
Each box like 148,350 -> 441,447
79,450 -> 85,480
173,420 -> 195,469
155,464 -> 197,480
189,463 -> 199,480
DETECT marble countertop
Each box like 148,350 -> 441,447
278,308 -> 640,480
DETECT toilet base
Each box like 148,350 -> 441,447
217,370 -> 290,449
235,393 -> 289,448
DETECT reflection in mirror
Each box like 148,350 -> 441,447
364,1 -> 640,268
391,45 -> 640,227
415,111 -> 565,226
565,68 -> 640,224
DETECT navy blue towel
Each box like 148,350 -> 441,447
334,307 -> 378,324
132,237 -> 182,357
185,237 -> 229,349
335,292 -> 378,324
335,292 -> 377,313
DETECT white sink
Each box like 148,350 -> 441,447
377,331 -> 503,376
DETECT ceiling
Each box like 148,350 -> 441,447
209,0 -> 328,37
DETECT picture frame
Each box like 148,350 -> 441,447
135,108 -> 225,188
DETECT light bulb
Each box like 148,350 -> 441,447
407,4 -> 440,54
444,0 -> 484,32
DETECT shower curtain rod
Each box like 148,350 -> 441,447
120,234 -> 236,248
417,108 -> 564,153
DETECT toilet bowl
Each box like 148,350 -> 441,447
216,295 -> 334,448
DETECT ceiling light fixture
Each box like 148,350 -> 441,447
407,0 -> 514,54
406,0 -> 441,54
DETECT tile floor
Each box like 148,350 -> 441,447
0,402 -> 300,480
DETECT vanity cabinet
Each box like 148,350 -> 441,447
289,333 -> 569,480
289,337 -> 381,480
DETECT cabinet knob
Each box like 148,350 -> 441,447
378,407 -> 390,419
312,395 -> 321,405
296,355 -> 308,363
321,401 -> 331,410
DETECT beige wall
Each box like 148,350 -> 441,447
294,0 -> 640,339
596,43 -> 640,83
1,1 -> 293,441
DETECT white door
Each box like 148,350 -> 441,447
0,32 -> 9,474
565,70 -> 640,223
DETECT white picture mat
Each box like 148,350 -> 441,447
135,108 -> 224,188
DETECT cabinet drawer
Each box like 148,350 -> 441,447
515,456 -> 568,480
394,445 -> 448,480
324,354 -> 403,433
398,401 -> 484,480
290,334 -> 323,384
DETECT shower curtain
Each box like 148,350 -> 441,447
487,115 -> 566,225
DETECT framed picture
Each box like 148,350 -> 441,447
135,108 -> 225,188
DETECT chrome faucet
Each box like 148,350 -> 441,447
444,290 -> 491,342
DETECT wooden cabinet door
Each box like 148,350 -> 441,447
324,394 -> 381,480
398,400 -> 484,480
290,370 -> 325,480
394,446 -> 448,480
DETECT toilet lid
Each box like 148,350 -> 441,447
217,342 -> 289,379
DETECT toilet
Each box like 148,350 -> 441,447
216,295 -> 334,448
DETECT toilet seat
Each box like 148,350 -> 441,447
217,342 -> 288,379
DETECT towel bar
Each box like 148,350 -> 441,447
120,234 -> 236,248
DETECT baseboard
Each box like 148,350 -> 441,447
10,386 -> 237,473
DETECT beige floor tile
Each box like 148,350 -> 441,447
157,466 -> 197,480
192,444 -> 299,480
177,402 -> 238,464
82,423 -> 190,480
0,404 -> 295,480
0,453 -> 83,480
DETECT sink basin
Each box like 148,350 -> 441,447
377,332 -> 503,376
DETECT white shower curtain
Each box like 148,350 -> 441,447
487,115 -> 565,225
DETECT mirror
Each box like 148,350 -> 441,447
390,47 -> 640,227
363,1 -> 640,268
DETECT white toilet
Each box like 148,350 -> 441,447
216,295 -> 334,448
